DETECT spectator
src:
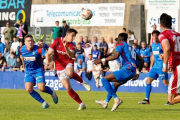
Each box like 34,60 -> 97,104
4,38 -> 12,60
140,41 -> 151,72
3,22 -> 17,42
150,24 -> 157,46
2,61 -> 8,71
134,39 -> 141,49
50,21 -> 62,42
14,57 -> 23,71
14,20 -> 28,44
79,36 -> 85,48
127,30 -> 135,45
93,63 -> 101,88
92,36 -> 100,49
132,43 -> 140,69
76,59 -> 86,76
16,42 -> 23,57
122,28 -> 126,33
61,21 -> 69,37
107,37 -> 114,54
7,52 -> 17,70
101,61 -> 109,76
84,43 -> 92,62
84,36 -> 90,44
0,38 -> 4,54
99,37 -> 108,58
86,54 -> 94,80
0,52 -> 6,70
11,37 -> 19,53
75,43 -> 85,62
92,45 -> 100,60
38,39 -> 49,51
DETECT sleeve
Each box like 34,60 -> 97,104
105,43 -> 108,47
3,28 -> 6,35
158,33 -> 168,43
139,49 -> 142,55
115,46 -> 123,53
49,39 -> 57,51
7,59 -> 10,66
146,48 -> 151,57
44,44 -> 49,49
13,59 -> 17,67
106,62 -> 109,68
51,27 -> 54,33
38,47 -> 47,56
12,27 -> 17,36
82,62 -> 86,69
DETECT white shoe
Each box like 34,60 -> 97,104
42,101 -> 50,109
51,90 -> 58,104
81,81 -> 91,91
111,98 -> 123,111
95,100 -> 108,109
77,102 -> 86,110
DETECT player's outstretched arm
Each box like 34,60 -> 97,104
45,49 -> 53,70
161,40 -> 170,72
150,54 -> 154,68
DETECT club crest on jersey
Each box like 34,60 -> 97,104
24,57 -> 36,61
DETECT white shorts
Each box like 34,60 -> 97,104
168,65 -> 180,94
57,63 -> 73,82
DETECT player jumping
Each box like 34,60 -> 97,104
138,30 -> 170,105
158,13 -> 180,105
20,35 -> 58,109
45,28 -> 90,110
94,33 -> 144,111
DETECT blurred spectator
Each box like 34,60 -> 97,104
79,36 -> 85,48
11,37 -> 19,53
84,43 -> 92,62
84,36 -> 90,44
0,52 -> 6,70
101,61 -> 109,76
99,37 -> 108,58
92,45 -> 101,60
16,42 -> 23,57
50,21 -> 62,42
108,60 -> 121,72
132,43 -> 140,69
14,57 -> 23,71
150,24 -> 157,46
107,37 -> 114,54
93,63 -> 101,88
122,28 -> 126,33
133,39 -> 141,49
38,39 -> 49,51
0,38 -> 4,54
3,22 -> 17,42
140,41 -> 150,72
127,30 -> 135,45
14,20 -> 28,44
86,54 -> 94,80
61,21 -> 69,37
76,59 -> 86,76
7,52 -> 16,70
4,38 -> 12,60
75,43 -> 85,62
2,61 -> 8,71
92,36 -> 100,49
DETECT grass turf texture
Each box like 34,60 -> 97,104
0,90 -> 180,120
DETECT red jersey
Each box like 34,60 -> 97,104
49,37 -> 76,71
158,30 -> 180,70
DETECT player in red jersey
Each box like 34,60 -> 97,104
45,28 -> 90,110
159,13 -> 180,105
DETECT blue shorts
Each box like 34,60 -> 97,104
148,67 -> 168,80
113,68 -> 136,84
25,71 -> 45,85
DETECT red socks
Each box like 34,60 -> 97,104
68,89 -> 82,104
72,72 -> 83,83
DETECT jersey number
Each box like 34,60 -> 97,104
173,35 -> 180,52
129,47 -> 136,60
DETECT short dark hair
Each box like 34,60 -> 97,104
132,43 -> 137,46
152,30 -> 160,36
24,34 -> 33,40
94,45 -> 97,47
11,52 -> 16,56
13,36 -> 17,38
5,38 -> 9,40
62,21 -> 66,23
77,43 -> 81,45
115,38 -> 118,41
55,21 -> 59,23
39,39 -> 43,42
118,33 -> 128,41
160,13 -> 172,29
123,28 -> 126,31
66,28 -> 78,35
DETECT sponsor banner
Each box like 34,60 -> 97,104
147,10 -> 178,33
30,3 -> 125,27
146,0 -> 179,10
28,27 -> 52,45
0,71 -> 172,93
0,0 -> 32,27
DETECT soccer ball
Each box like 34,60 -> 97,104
81,8 -> 93,20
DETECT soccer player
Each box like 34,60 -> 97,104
94,33 -> 144,111
138,30 -> 169,105
158,13 -> 180,105
20,35 -> 58,109
45,28 -> 90,110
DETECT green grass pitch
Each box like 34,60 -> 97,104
0,89 -> 180,120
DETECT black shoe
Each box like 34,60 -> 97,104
138,99 -> 150,104
165,101 -> 173,105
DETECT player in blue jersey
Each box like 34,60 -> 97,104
20,35 -> 58,109
138,30 -> 170,105
94,33 -> 144,111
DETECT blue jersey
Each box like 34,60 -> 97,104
115,42 -> 136,71
20,45 -> 46,74
152,42 -> 163,68
134,48 -> 140,65
92,50 -> 100,59
140,47 -> 151,63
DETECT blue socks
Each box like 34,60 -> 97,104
145,83 -> 152,99
105,82 -> 118,103
165,85 -> 168,94
43,86 -> 53,95
102,78 -> 117,99
29,90 -> 45,103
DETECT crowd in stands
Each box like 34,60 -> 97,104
0,20 -> 160,88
